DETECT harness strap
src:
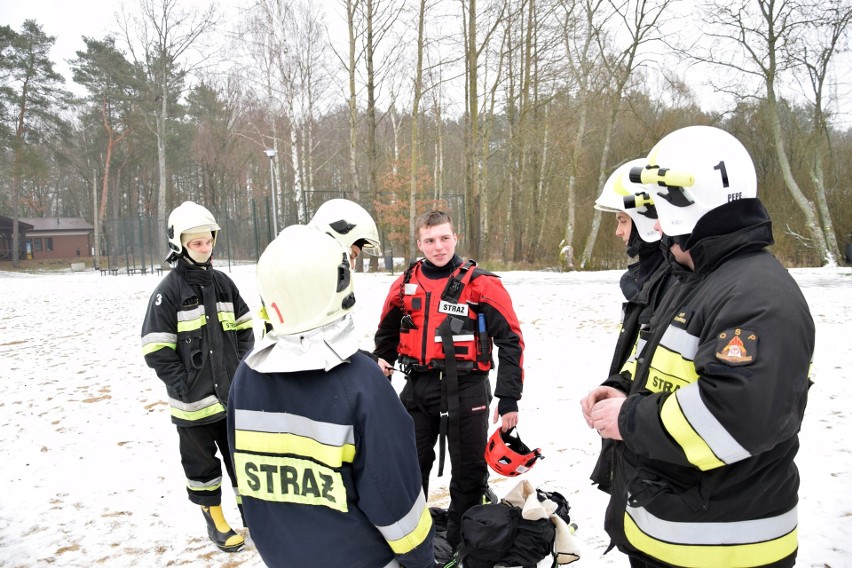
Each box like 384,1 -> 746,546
437,315 -> 464,477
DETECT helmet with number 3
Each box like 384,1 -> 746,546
629,126 -> 756,237
257,225 -> 356,335
595,159 -> 661,243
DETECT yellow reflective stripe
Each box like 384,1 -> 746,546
219,310 -> 237,331
235,430 -> 356,468
234,312 -> 253,331
234,452 -> 347,512
647,345 -> 698,392
141,332 -> 177,355
385,503 -> 433,555
170,398 -> 225,422
624,510 -> 798,567
177,305 -> 206,332
661,394 -> 723,470
619,358 -> 637,380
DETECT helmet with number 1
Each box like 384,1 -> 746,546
166,201 -> 221,263
308,199 -> 382,256
629,126 -> 756,237
257,225 -> 356,335
485,428 -> 544,477
595,159 -> 660,243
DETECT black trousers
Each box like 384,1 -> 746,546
176,419 -> 238,507
400,371 -> 491,549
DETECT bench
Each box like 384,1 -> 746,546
99,267 -> 119,276
155,267 -> 170,276
126,267 -> 148,275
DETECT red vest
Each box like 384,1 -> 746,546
397,260 -> 493,372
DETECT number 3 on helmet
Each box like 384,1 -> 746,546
485,428 -> 544,477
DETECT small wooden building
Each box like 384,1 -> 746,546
19,217 -> 94,260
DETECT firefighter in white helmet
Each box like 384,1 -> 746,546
586,126 -> 814,568
228,225 -> 435,568
141,201 -> 254,553
583,159 -> 676,494
308,198 -> 382,268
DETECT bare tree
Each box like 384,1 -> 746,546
119,0 -> 216,261
698,0 -> 835,264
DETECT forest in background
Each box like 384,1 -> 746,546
2,0 -> 851,270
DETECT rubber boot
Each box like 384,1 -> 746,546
201,505 -> 245,552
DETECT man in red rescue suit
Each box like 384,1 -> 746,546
374,210 -> 526,551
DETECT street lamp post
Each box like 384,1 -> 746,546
264,148 -> 278,236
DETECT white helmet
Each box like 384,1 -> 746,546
630,126 -> 756,237
308,199 -> 382,256
257,225 -> 356,335
595,159 -> 660,243
166,201 -> 221,262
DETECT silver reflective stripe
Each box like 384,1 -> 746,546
376,492 -> 427,542
177,305 -> 205,322
188,476 -> 222,489
434,335 -> 475,343
234,409 -> 355,446
659,326 -> 699,359
382,560 -> 401,568
235,312 -> 252,326
677,385 -> 750,464
170,394 -> 221,412
141,331 -> 177,347
627,503 -> 797,545
217,301 -> 235,313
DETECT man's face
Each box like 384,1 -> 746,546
615,212 -> 632,246
417,222 -> 457,267
185,235 -> 214,264
348,244 -> 361,269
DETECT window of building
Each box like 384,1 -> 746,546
45,238 -> 53,251
33,238 -> 43,252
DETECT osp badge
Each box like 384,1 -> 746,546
715,328 -> 758,366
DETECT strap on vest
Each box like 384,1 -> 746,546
437,315 -> 464,477
441,259 -> 476,303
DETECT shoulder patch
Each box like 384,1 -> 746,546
715,328 -> 758,366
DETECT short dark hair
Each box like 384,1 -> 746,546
415,210 -> 453,238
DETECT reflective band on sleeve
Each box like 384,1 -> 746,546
624,505 -> 798,567
141,332 -> 177,355
377,492 -> 433,554
674,385 -> 750,466
660,391 -> 724,470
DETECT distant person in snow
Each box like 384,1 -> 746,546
141,201 -> 254,553
846,232 -> 852,266
584,126 -> 814,568
582,159 -> 675,495
228,225 -> 435,568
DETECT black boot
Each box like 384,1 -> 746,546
201,505 -> 245,552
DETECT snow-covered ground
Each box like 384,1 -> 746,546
1,264 -> 849,567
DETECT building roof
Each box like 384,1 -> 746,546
19,217 -> 94,232
0,216 -> 35,233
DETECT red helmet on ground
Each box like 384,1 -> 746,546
485,427 -> 543,477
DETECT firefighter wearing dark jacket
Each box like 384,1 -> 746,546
583,126 -> 814,568
587,160 -> 675,495
374,210 -> 525,551
229,225 -> 435,568
141,201 -> 254,553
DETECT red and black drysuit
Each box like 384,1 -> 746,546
374,254 -> 525,549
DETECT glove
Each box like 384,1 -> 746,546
171,379 -> 189,402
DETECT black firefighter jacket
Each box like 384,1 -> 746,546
141,261 -> 254,426
605,199 -> 815,568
